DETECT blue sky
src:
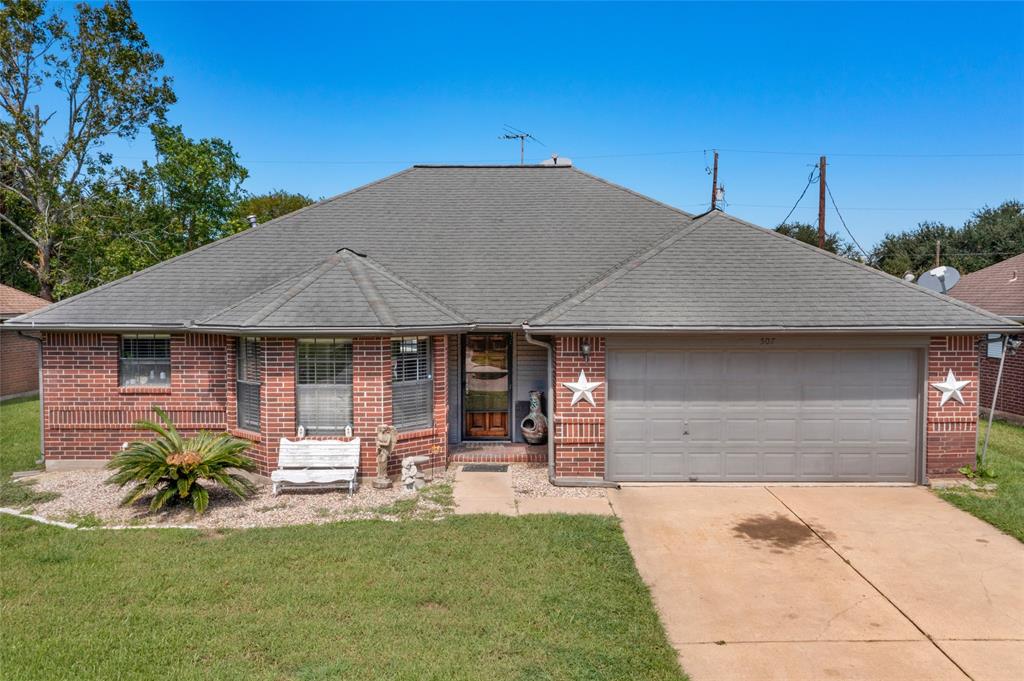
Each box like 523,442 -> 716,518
104,1 -> 1024,249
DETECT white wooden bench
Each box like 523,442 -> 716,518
271,437 -> 361,496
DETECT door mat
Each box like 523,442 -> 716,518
461,464 -> 509,473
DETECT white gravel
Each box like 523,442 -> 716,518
20,469 -> 455,529
508,463 -> 608,499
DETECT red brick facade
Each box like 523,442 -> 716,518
925,335 -> 980,476
979,347 -> 1024,419
40,331 -> 982,482
1,329 -> 40,398
552,336 -> 606,478
41,332 -> 448,478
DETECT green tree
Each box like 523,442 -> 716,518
774,222 -> 861,260
0,0 -> 175,299
872,201 -> 1023,278
231,189 -> 314,228
55,124 -> 249,298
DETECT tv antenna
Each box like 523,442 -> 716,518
500,125 -> 545,165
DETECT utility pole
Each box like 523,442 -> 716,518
817,155 -> 827,250
710,150 -> 720,211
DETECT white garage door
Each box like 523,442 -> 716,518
606,349 -> 920,482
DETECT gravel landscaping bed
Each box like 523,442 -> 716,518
508,463 -> 608,499
10,469 -> 454,528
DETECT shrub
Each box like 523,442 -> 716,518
106,406 -> 257,514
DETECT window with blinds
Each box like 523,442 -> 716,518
119,335 -> 171,387
987,334 -> 1004,359
297,339 -> 353,435
236,338 -> 261,431
392,337 -> 432,431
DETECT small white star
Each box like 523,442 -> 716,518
563,369 -> 603,407
931,369 -> 970,407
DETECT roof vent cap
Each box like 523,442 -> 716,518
541,154 -> 571,167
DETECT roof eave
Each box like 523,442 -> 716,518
522,324 -> 1023,335
0,320 -> 476,336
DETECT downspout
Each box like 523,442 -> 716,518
16,331 -> 45,465
523,324 -> 617,489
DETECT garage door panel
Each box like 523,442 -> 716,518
606,348 -> 919,482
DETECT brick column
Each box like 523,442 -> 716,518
258,337 -> 297,474
353,337 -> 392,477
553,336 -> 606,478
926,335 -> 980,476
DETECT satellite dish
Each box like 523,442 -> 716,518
916,265 -> 961,294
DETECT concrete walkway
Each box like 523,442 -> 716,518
612,485 -> 1024,681
452,466 -> 614,516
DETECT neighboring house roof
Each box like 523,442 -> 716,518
947,253 -> 1024,321
0,284 -> 48,320
5,165 -> 1019,334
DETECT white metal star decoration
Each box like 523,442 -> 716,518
563,369 -> 603,406
931,369 -> 970,407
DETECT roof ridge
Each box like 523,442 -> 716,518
341,251 -> 395,326
958,252 -> 1024,281
530,212 -> 719,325
7,167 -> 419,326
713,211 -> 1022,327
355,252 -> 469,323
241,254 -> 346,327
568,166 -> 695,220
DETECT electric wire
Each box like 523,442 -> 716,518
825,181 -> 871,260
778,168 -> 818,226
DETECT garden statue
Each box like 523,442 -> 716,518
520,390 -> 548,445
374,424 -> 397,489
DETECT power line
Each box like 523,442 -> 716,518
778,168 -> 818,226
825,181 -> 871,260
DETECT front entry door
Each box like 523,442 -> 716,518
463,334 -> 511,439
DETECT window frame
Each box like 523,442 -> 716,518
987,334 -> 1004,359
296,338 -> 354,436
119,334 -> 171,387
236,337 -> 261,432
391,336 -> 433,432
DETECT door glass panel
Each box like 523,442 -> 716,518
464,334 -> 510,438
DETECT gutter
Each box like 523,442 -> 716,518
525,325 -> 1022,335
523,324 -> 618,489
15,331 -> 45,464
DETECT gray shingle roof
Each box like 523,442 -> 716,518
6,165 -> 1018,334
195,248 -> 468,332
529,211 -> 1018,331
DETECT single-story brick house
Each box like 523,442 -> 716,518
1,284 -> 49,400
5,163 -> 1020,484
948,252 -> 1024,423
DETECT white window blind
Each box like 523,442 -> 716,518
297,339 -> 353,435
391,337 -> 432,431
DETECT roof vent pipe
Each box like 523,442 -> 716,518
246,214 -> 258,229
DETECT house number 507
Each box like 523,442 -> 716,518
760,337 -> 776,345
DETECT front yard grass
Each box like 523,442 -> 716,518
0,395 -> 41,477
0,512 -> 686,681
936,419 -> 1024,542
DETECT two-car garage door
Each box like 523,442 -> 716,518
606,348 -> 920,482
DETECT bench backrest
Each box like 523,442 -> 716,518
278,438 -> 361,469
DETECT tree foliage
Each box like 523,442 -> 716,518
231,189 -> 314,228
774,222 -> 861,260
872,201 -> 1024,277
0,0 -> 175,299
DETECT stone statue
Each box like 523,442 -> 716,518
374,424 -> 397,489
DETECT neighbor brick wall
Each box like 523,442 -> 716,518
41,333 -> 228,463
926,335 -> 980,476
552,336 -> 606,478
979,347 -> 1024,418
1,329 -> 40,398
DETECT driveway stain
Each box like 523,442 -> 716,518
732,513 -> 833,550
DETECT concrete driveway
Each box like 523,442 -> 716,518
611,486 -> 1024,681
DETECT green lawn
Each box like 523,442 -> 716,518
0,402 -> 683,679
936,419 -> 1024,542
0,395 -> 41,477
0,513 -> 686,681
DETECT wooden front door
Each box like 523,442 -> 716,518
463,334 -> 511,439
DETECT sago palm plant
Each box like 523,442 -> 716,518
107,406 -> 257,514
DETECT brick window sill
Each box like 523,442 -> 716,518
398,427 -> 435,441
118,386 -> 172,395
229,428 -> 262,443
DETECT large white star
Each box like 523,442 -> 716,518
931,369 -> 970,407
563,369 -> 603,406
